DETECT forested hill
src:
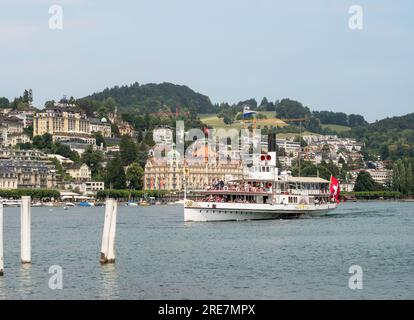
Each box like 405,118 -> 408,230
346,113 -> 414,160
371,113 -> 414,130
76,83 -> 368,130
78,82 -> 216,115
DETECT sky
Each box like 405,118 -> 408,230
0,0 -> 413,122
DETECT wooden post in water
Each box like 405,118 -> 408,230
100,199 -> 117,264
0,202 -> 4,276
21,196 -> 31,264
106,199 -> 117,263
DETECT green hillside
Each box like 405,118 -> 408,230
321,124 -> 351,133
78,82 -> 216,115
200,112 -> 286,130
346,113 -> 414,160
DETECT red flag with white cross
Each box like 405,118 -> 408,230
330,175 -> 341,203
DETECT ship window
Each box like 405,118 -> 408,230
288,196 -> 297,204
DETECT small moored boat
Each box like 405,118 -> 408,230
139,200 -> 150,207
1,199 -> 22,207
78,202 -> 95,207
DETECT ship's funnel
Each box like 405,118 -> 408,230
268,133 -> 276,152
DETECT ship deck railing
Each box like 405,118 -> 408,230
194,188 -> 330,196
197,189 -> 271,196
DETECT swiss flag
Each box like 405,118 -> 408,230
330,175 -> 341,203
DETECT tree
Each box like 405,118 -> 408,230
258,97 -> 274,111
312,111 -> 347,126
354,171 -> 378,192
392,161 -> 402,193
111,123 -> 120,137
28,89 -> 33,105
93,132 -> 106,148
33,133 -> 53,150
393,160 -> 413,195
67,96 -> 75,104
379,144 -> 390,160
236,99 -> 257,110
24,125 -> 33,138
0,97 -> 9,108
103,97 -> 116,113
259,97 -> 268,108
33,134 -> 80,163
407,163 -> 413,194
126,162 -> 144,190
400,163 -> 407,194
275,99 -> 311,119
119,135 -> 138,166
223,115 -> 233,125
55,143 -> 80,163
143,130 -> 155,147
17,142 -> 33,150
136,142 -> 150,168
50,157 -> 66,180
81,146 -> 104,178
16,101 -> 29,110
23,90 -> 30,104
305,116 -> 322,132
44,100 -> 55,108
105,155 -> 126,189
19,89 -> 33,106
348,114 -> 367,127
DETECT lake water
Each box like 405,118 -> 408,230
0,202 -> 413,300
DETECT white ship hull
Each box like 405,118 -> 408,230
184,201 -> 337,222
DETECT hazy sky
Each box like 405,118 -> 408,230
0,0 -> 413,122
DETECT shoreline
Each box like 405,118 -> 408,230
344,199 -> 414,203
